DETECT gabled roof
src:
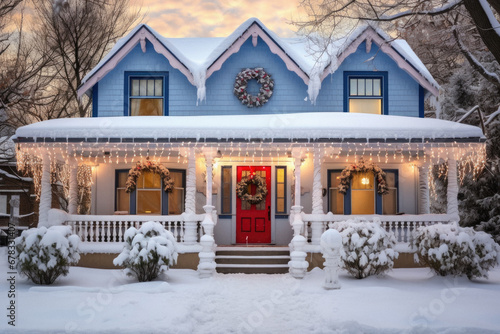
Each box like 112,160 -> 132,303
78,24 -> 197,99
317,24 -> 439,98
78,19 -> 439,104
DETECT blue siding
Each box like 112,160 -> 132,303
317,41 -> 420,117
96,40 -> 196,117
95,39 -> 422,117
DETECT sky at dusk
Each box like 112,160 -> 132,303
136,0 -> 304,38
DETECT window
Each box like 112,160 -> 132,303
220,166 -> 232,215
115,168 -> 185,215
275,166 -> 287,214
115,170 -> 130,213
0,194 -> 9,215
351,172 -> 375,214
125,72 -> 168,116
382,171 -> 398,214
0,194 -> 20,216
168,171 -> 185,215
344,72 -> 387,115
136,171 -> 162,214
328,168 -> 397,215
328,170 -> 344,214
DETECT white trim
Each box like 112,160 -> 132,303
321,27 -> 439,96
77,26 -> 194,98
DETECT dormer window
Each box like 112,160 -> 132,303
125,72 -> 168,116
344,72 -> 388,115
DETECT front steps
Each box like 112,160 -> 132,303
215,246 -> 290,274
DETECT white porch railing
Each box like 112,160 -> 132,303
300,213 -> 456,246
62,212 -> 215,244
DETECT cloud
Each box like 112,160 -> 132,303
142,0 -> 303,37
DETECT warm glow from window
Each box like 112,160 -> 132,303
349,99 -> 382,114
351,172 -> 375,214
130,78 -> 163,116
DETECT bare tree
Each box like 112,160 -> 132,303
0,0 -> 22,56
0,2 -> 58,147
32,0 -> 143,118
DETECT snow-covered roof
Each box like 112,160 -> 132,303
78,18 -> 439,103
0,136 -> 15,162
0,168 -> 32,182
13,113 -> 484,143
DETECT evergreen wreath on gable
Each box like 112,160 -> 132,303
236,174 -> 268,205
234,67 -> 274,107
338,159 -> 389,195
125,160 -> 174,193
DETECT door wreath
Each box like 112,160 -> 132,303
236,174 -> 268,205
233,67 -> 274,108
125,160 -> 174,193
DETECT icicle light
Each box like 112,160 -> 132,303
15,140 -> 486,196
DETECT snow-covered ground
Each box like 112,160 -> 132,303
1,247 -> 500,334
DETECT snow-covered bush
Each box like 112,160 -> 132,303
15,226 -> 80,285
415,224 -> 499,279
113,221 -> 178,282
332,218 -> 398,279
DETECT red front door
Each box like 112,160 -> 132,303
236,166 -> 271,244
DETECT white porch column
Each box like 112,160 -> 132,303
311,147 -> 324,245
198,149 -> 216,278
183,147 -> 198,245
293,154 -> 301,208
288,150 -> 308,278
418,164 -> 430,214
38,152 -> 52,227
201,150 -> 216,236
446,158 -> 459,221
68,159 -> 79,215
291,150 -> 304,236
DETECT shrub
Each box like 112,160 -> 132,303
333,218 -> 398,279
15,226 -> 80,285
113,221 -> 178,282
415,224 -> 499,279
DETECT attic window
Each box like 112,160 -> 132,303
345,72 -> 387,115
129,78 -> 163,116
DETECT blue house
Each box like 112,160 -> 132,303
14,18 -> 484,275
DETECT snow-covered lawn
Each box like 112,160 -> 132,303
1,247 -> 500,333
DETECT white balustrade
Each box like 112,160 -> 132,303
301,213 -> 456,245
64,213 -> 209,244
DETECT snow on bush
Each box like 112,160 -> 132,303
15,226 -> 80,285
113,221 -> 178,282
415,224 -> 499,279
332,218 -> 398,279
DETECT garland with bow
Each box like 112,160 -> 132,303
125,160 -> 174,193
338,159 -> 389,195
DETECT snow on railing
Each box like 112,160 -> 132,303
62,213 -> 210,244
300,213 -> 456,246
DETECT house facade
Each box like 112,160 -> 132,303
13,19 -> 485,275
